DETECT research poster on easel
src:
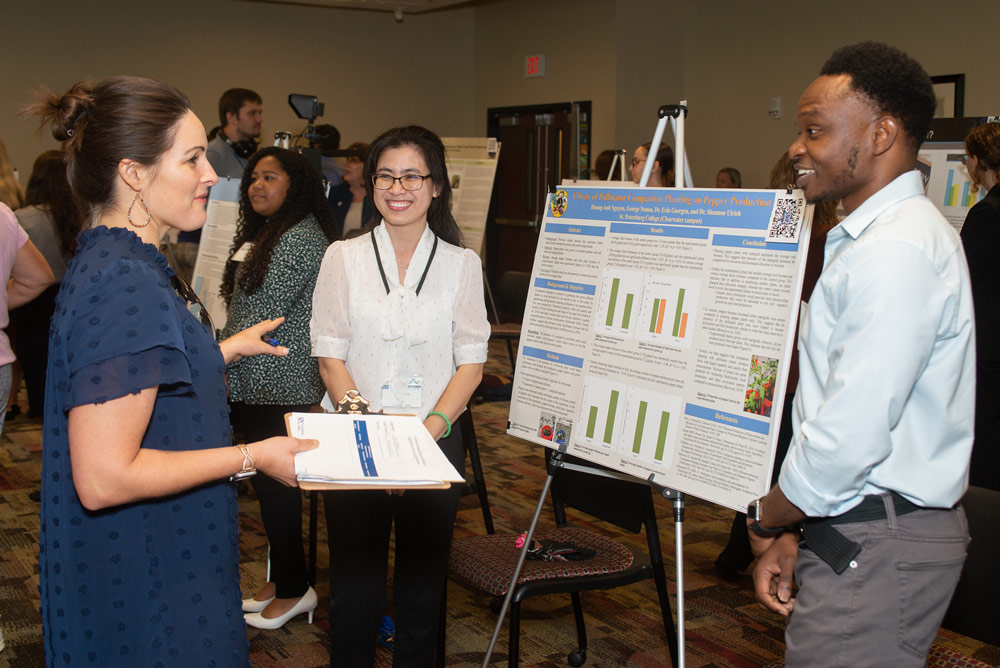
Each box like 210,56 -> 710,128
442,137 -> 500,258
917,116 -> 998,233
507,185 -> 813,511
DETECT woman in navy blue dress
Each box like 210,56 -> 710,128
33,76 -> 316,667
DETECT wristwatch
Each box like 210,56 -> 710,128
230,443 -> 257,482
747,497 -> 785,538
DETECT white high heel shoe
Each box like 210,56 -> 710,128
242,595 -> 275,613
244,587 -> 318,630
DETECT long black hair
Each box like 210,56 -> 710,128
365,125 -> 463,247
220,147 -> 337,304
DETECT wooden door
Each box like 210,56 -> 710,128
485,102 -> 591,290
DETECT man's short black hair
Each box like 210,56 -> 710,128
218,88 -> 262,127
820,41 -> 935,149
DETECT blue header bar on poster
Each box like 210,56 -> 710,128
544,222 -> 606,237
522,346 -> 585,369
533,277 -> 597,296
712,234 -> 801,252
551,187 -> 777,231
684,403 -> 771,435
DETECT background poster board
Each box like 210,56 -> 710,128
506,185 -> 813,511
443,137 -> 500,258
191,177 -> 241,330
919,116 -> 998,233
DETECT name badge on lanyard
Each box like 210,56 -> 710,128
382,374 -> 423,409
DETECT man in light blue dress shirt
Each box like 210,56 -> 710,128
746,42 -> 975,668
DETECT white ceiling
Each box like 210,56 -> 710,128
243,0 -> 478,14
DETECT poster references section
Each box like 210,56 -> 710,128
508,185 -> 812,510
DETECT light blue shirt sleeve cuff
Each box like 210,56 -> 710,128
778,456 -> 846,518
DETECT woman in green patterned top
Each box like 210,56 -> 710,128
220,147 -> 338,629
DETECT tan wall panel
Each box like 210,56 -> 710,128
2,0 -> 476,180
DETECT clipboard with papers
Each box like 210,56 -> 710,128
285,412 -> 465,490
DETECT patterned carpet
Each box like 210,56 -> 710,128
1,343 -> 998,667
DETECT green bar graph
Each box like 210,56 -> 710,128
586,406 -> 598,438
622,294 -> 634,329
603,390 -> 619,444
632,401 -> 648,453
649,298 -> 659,332
672,288 -> 686,337
654,411 -> 671,461
605,278 -> 620,326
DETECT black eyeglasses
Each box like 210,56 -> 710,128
372,173 -> 432,191
959,155 -> 968,166
171,274 -> 218,341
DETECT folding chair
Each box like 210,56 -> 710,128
443,452 -> 678,667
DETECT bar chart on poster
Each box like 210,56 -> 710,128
507,184 -> 813,510
579,376 -> 627,448
941,164 -> 984,208
637,275 -> 700,347
595,271 -> 642,336
622,386 -> 682,467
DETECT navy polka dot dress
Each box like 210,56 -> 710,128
39,227 -> 248,667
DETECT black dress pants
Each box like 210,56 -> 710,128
230,401 -> 312,599
324,423 -> 465,668
9,283 -> 58,417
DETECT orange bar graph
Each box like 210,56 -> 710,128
655,300 -> 666,334
679,312 -> 689,338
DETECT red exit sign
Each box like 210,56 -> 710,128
525,54 -> 546,78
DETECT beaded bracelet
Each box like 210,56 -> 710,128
427,411 -> 452,439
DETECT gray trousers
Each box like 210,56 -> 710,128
786,496 -> 969,667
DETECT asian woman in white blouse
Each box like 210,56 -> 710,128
310,125 -> 489,666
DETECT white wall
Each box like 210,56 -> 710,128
472,0 -> 619,168
2,0 -> 476,179
611,0 -> 686,178
676,0 -> 1000,188
4,0 -> 999,195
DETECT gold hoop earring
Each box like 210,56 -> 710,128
127,193 -> 151,228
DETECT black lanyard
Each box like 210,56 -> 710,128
370,227 -> 438,297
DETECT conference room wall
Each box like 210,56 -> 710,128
1,0 -> 477,178
472,0 -> 619,175
4,0 -> 998,201
475,0 -> 999,190
672,0 -> 999,188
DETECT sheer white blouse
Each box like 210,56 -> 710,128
310,222 -> 489,419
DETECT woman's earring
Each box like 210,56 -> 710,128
127,193 -> 152,228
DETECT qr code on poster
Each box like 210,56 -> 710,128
767,196 -> 803,240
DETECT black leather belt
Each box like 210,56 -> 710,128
801,491 -> 940,574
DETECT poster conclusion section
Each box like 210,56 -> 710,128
507,185 -> 812,511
